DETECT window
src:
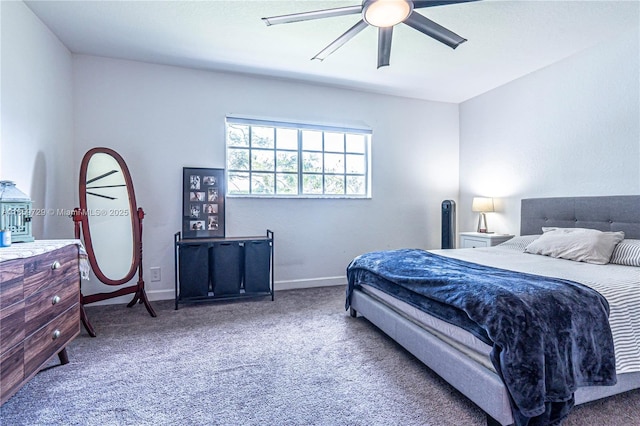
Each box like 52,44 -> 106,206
226,116 -> 371,198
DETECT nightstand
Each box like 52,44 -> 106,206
459,232 -> 514,248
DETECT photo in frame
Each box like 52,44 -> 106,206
182,167 -> 225,238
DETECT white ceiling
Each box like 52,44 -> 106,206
24,0 -> 639,103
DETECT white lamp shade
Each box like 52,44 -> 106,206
472,197 -> 494,213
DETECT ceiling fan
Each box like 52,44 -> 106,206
262,0 -> 479,68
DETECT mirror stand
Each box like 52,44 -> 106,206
73,147 -> 158,337
73,207 -> 156,337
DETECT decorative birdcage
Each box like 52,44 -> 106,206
0,180 -> 35,243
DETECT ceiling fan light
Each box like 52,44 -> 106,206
363,0 -> 413,28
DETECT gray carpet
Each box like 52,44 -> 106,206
1,286 -> 639,426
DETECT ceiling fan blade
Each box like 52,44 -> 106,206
312,20 -> 369,61
377,27 -> 393,69
412,0 -> 480,9
262,5 -> 362,26
404,11 -> 466,49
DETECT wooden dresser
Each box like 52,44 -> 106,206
0,242 -> 82,405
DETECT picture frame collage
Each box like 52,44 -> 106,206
182,167 -> 225,238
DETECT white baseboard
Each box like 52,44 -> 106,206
146,276 -> 346,301
274,276 -> 346,291
147,289 -> 176,302
91,277 -> 347,305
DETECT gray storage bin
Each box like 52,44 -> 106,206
179,244 -> 210,298
211,241 -> 242,295
244,240 -> 271,293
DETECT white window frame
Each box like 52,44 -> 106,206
225,116 -> 372,198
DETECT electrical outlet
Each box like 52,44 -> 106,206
150,267 -> 161,282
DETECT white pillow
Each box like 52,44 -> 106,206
495,235 -> 540,251
524,227 -> 625,264
609,239 -> 640,267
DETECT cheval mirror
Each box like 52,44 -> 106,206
73,147 -> 156,337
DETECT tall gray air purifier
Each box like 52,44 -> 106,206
441,200 -> 456,249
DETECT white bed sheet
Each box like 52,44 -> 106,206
425,245 -> 640,374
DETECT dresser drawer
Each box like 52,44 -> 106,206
0,343 -> 24,404
24,274 -> 79,337
24,304 -> 80,376
459,233 -> 515,248
461,237 -> 489,248
0,301 -> 25,355
23,245 -> 78,299
0,258 -> 24,310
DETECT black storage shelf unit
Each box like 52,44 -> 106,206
173,230 -> 274,309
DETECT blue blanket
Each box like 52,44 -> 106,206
346,249 -> 616,425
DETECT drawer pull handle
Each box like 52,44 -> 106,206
52,295 -> 61,305
52,330 -> 61,340
51,261 -> 61,270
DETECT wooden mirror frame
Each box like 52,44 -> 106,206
79,147 -> 139,285
73,147 -> 156,337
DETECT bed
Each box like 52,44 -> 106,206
346,195 -> 640,426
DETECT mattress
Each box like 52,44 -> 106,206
360,283 -> 495,371
356,240 -> 640,375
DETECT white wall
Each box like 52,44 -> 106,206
459,26 -> 640,235
73,56 -> 460,300
0,1 -> 74,239
5,0 -> 638,305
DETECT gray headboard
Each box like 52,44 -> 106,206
521,195 -> 640,239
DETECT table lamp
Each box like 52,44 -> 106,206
472,197 -> 494,233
